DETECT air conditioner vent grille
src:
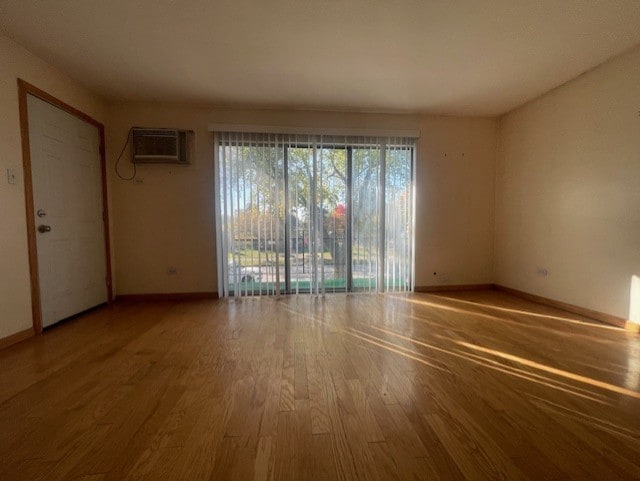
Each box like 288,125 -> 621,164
131,128 -> 192,164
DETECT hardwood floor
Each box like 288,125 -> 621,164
1,290 -> 639,480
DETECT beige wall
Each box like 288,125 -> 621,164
1,28 -> 496,341
495,45 -> 640,320
2,21 -> 637,340
0,32 -> 106,339
106,104 -> 497,295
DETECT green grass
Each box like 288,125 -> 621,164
228,277 -> 409,294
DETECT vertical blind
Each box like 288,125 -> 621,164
214,132 -> 415,297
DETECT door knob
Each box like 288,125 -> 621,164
37,225 -> 51,233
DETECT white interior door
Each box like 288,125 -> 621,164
27,95 -> 108,328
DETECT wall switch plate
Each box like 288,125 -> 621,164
7,168 -> 17,185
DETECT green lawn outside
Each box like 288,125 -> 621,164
228,277 -> 409,294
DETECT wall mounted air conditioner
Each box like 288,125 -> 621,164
131,128 -> 193,164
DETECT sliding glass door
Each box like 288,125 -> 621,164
217,134 -> 285,296
215,133 -> 415,297
352,145 -> 381,291
385,145 -> 413,290
287,145 -> 349,293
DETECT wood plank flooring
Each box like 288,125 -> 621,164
0,290 -> 639,480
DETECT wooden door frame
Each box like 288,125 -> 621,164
17,79 -> 113,334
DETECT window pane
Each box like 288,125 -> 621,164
352,146 -> 380,291
224,139 -> 285,295
216,133 -> 414,297
319,147 -> 347,292
288,146 -> 313,292
385,146 -> 413,291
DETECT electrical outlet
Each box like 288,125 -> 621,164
432,271 -> 448,283
7,168 -> 17,185
167,267 -> 177,275
536,266 -> 549,277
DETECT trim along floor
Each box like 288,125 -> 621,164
0,290 -> 639,480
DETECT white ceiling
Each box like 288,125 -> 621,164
2,0 -> 640,116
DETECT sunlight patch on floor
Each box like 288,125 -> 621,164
362,325 -> 611,405
457,340 -> 640,400
427,295 -> 621,331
